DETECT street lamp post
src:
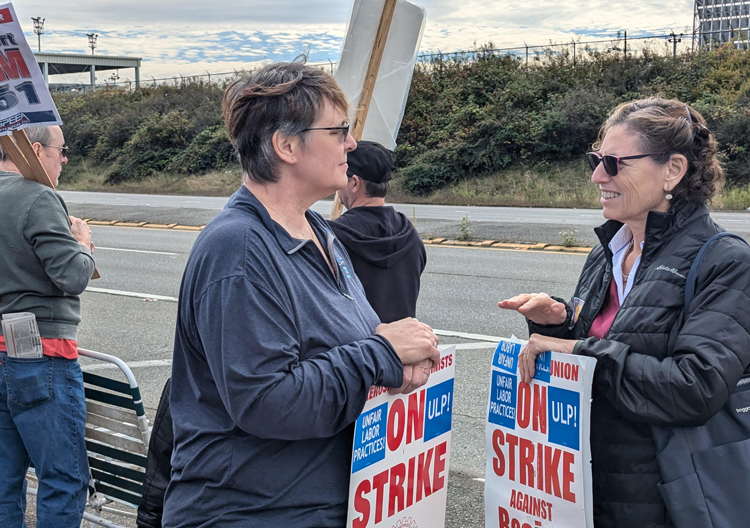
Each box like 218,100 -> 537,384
87,33 -> 98,55
31,17 -> 44,52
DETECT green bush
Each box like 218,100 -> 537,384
53,45 -> 750,191
169,125 -> 235,174
395,43 -> 750,191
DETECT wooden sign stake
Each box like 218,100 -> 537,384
331,0 -> 398,220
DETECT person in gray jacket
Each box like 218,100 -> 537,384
0,125 -> 95,527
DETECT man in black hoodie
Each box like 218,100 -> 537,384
330,141 -> 426,323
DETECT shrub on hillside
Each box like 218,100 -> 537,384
169,125 -> 235,174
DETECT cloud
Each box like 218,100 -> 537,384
13,0 -> 697,82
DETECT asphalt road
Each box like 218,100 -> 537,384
63,225 -> 588,528
60,190 -> 750,247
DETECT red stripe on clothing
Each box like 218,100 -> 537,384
0,335 -> 78,359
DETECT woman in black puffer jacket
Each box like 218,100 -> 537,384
499,98 -> 750,528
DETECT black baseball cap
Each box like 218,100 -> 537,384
346,140 -> 394,184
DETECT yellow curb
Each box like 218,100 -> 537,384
452,241 -> 472,246
143,223 -> 178,229
491,242 -> 533,250
480,240 -> 497,247
530,243 -> 548,250
430,238 -> 447,244
87,220 -> 117,226
172,225 -> 204,231
114,221 -> 147,227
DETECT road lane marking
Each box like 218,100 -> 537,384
435,329 -> 502,342
82,359 -> 173,372
440,342 -> 497,350
85,287 -> 179,302
95,247 -> 179,256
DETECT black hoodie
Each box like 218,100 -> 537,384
329,206 -> 426,323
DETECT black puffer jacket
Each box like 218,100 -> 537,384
529,200 -> 750,528
137,378 -> 173,528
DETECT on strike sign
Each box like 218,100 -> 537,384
347,345 -> 455,528
485,338 -> 596,528
0,2 -> 61,133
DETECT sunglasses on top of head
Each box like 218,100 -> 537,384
586,151 -> 666,177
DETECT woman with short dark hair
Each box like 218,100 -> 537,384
161,62 -> 440,528
499,97 -> 750,527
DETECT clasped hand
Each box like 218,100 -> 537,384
376,318 -> 440,395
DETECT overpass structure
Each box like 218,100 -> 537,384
33,52 -> 142,89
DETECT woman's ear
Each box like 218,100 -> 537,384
665,153 -> 688,192
271,130 -> 299,165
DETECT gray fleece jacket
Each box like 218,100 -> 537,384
0,171 -> 95,340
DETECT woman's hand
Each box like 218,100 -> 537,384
518,334 -> 578,384
498,293 -> 567,326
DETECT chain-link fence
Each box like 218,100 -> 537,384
50,30 -> 695,93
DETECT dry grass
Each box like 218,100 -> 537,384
389,160 -> 601,208
57,160 -> 242,196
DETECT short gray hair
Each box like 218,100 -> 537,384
0,126 -> 54,162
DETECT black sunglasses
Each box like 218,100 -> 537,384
586,151 -> 665,177
301,124 -> 350,140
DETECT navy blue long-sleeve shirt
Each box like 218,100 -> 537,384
163,186 -> 403,528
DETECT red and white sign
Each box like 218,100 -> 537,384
0,2 -> 62,134
485,338 -> 596,528
347,346 -> 455,528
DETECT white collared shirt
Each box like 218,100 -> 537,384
609,224 -> 644,303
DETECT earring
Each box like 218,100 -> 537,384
666,193 -> 673,200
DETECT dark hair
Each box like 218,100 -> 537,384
362,177 -> 390,198
222,62 -> 349,184
0,126 -> 52,162
594,97 -> 723,203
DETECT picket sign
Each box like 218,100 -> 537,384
0,2 -> 61,187
347,345 -> 455,528
330,0 -> 426,220
485,338 -> 596,528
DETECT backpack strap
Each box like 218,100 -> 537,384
684,232 -> 749,314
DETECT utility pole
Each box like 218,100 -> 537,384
572,39 -> 576,67
31,17 -> 44,52
624,31 -> 627,59
668,31 -> 683,59
87,33 -> 98,55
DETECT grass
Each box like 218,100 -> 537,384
388,159 -> 601,208
58,159 -> 242,196
57,158 -> 750,211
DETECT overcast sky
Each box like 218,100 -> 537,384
12,0 -> 695,84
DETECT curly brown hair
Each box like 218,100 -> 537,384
593,97 -> 724,203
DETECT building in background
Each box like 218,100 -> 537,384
34,52 -> 141,93
694,0 -> 750,49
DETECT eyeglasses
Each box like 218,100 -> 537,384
301,124 -> 350,141
586,151 -> 665,177
41,144 -> 69,155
